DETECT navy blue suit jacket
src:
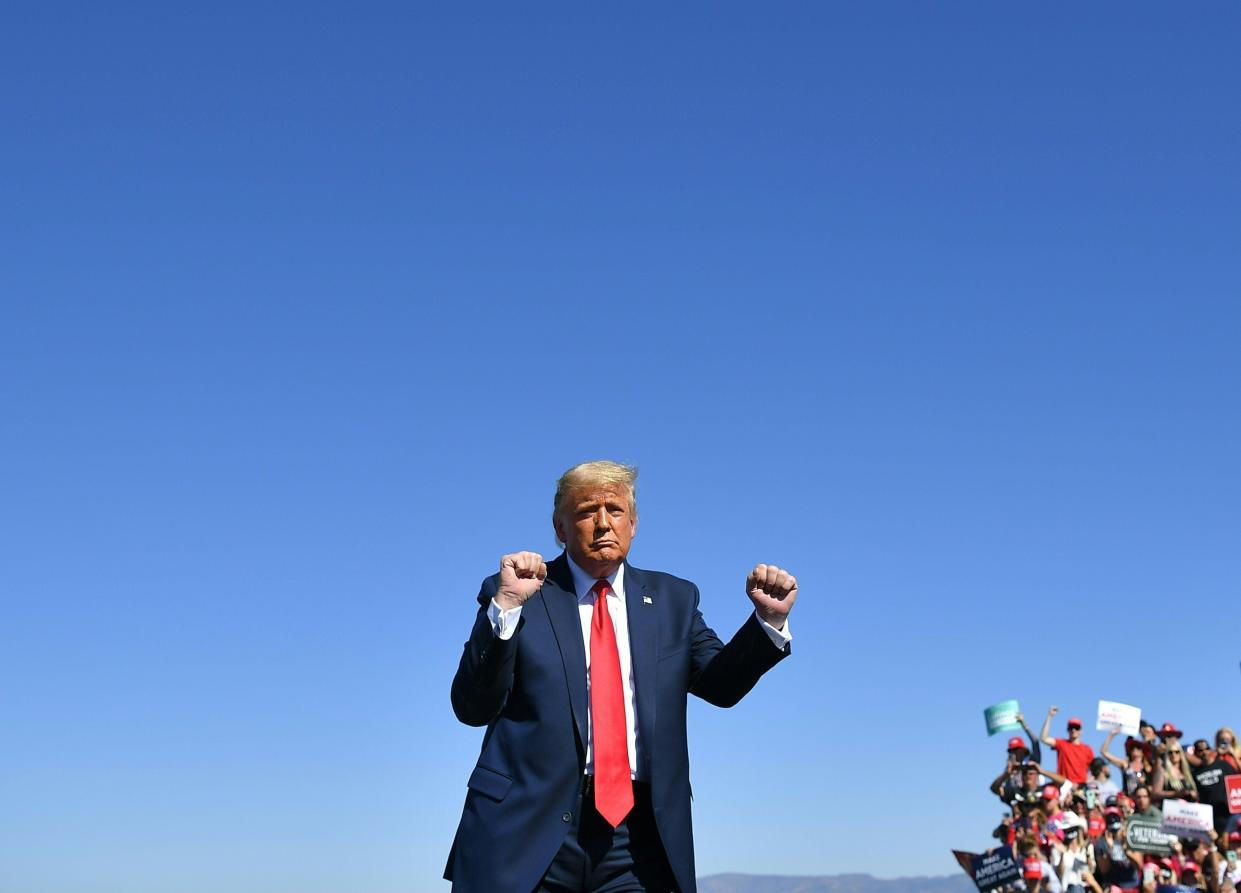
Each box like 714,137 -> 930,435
445,554 -> 789,893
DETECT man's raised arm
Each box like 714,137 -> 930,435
450,551 -> 547,726
689,564 -> 797,707
1040,705 -> 1058,749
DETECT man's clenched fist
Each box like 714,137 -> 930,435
746,564 -> 797,630
495,551 -> 548,611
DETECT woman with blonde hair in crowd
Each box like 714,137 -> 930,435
1217,727 -> 1240,771
1152,734 -> 1200,805
1185,725 -> 1240,770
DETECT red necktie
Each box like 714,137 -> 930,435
590,579 -> 633,827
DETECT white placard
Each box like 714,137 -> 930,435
1161,799 -> 1214,841
1096,700 -> 1141,736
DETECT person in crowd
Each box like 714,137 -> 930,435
1011,807 -> 1049,846
1085,757 -> 1120,805
1018,833 -> 1064,893
1179,858 -> 1207,890
1220,847 -> 1241,888
1216,727 -> 1240,772
1102,728 -> 1154,795
992,725 -> 1046,800
1049,825 -> 1102,893
1041,707 -> 1096,785
1185,837 -> 1220,892
1190,737 -> 1241,835
1092,808 -> 1141,891
994,761 -> 1068,812
1130,785 -> 1161,821
1158,722 -> 1184,746
1062,791 -> 1095,841
1043,785 -> 1071,836
1138,718 -> 1159,744
1014,712 -> 1043,762
1152,733 -> 1199,805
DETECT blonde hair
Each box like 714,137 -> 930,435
552,460 -> 639,543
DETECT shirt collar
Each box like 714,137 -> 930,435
565,554 -> 625,604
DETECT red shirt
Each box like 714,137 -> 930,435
1055,738 -> 1095,783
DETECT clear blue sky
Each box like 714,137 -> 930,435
2,4 -> 1239,892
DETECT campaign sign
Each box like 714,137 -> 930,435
1155,886 -> 1198,893
1161,799 -> 1214,841
1125,816 -> 1174,855
984,700 -> 1022,736
1096,700 -> 1141,736
1227,774 -> 1241,814
969,847 -> 1021,892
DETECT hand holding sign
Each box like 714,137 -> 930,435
1097,700 -> 1141,736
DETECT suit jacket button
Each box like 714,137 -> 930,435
561,812 -> 572,822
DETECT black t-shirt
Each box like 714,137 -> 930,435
1192,757 -> 1239,807
1191,757 -> 1239,829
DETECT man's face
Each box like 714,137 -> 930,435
1067,723 -> 1082,741
553,484 -> 637,577
1194,741 -> 1214,762
1023,768 -> 1039,789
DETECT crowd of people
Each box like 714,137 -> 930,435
980,706 -> 1241,893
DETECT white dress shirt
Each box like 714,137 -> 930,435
487,557 -> 792,781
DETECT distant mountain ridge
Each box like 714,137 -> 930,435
698,873 -> 975,893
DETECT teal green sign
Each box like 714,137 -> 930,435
984,700 -> 1022,736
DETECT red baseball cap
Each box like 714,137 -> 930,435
1042,784 -> 1059,800
1008,736 -> 1028,751
1182,860 -> 1200,873
1159,722 -> 1183,738
1067,717 -> 1083,728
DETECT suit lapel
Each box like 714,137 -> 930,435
540,555 -> 588,755
623,562 -> 657,778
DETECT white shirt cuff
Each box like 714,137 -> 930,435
756,613 -> 792,649
487,598 -> 523,640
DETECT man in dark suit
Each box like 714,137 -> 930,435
445,461 -> 798,893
